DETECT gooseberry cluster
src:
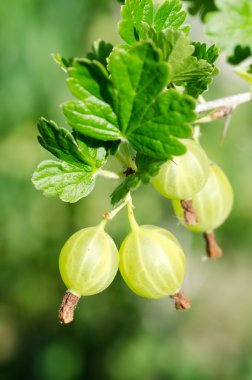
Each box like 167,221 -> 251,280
58,138 -> 233,324
31,0 -> 247,324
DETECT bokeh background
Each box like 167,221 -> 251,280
0,1 -> 252,379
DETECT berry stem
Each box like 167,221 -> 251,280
96,169 -> 122,179
58,290 -> 80,324
126,193 -> 139,231
102,195 -> 130,221
170,289 -> 191,311
181,200 -> 199,226
203,231 -> 223,259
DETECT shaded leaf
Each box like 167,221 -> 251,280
37,118 -> 108,171
87,39 -> 113,68
110,173 -> 141,205
206,0 -> 252,56
182,0 -> 216,20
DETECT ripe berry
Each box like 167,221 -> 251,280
119,225 -> 186,299
172,163 -> 233,232
152,139 -> 210,200
59,221 -> 119,296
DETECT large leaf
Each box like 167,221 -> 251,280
32,160 -> 95,203
128,89 -> 195,159
205,0 -> 252,56
118,0 -> 188,44
108,42 -> 171,135
37,118 -> 108,170
108,42 -> 195,159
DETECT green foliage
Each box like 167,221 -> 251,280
32,0 -> 221,203
206,0 -> 252,58
87,40 -> 113,68
118,0 -> 188,44
184,42 -> 219,97
32,160 -> 96,203
37,118 -> 108,171
228,45 -> 251,65
111,173 -> 142,205
111,154 -> 164,204
182,0 -> 216,20
149,30 -> 218,97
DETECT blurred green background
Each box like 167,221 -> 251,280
0,1 -> 252,379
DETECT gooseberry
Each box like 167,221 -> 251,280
59,221 -> 119,296
119,225 -> 186,299
172,162 -> 233,233
152,139 -> 210,200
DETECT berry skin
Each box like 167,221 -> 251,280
172,163 -> 233,232
119,225 -> 186,299
59,222 -> 119,296
152,139 -> 210,200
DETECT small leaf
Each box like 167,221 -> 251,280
192,42 -> 219,64
150,30 -> 215,82
87,39 -> 113,68
63,99 -> 121,141
118,0 -> 188,44
32,160 -> 95,203
38,117 -> 101,171
182,0 -> 216,20
119,0 -> 154,44
228,45 -> 251,65
110,173 -> 141,205
154,0 -> 187,33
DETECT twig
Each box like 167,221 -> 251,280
196,92 -> 252,114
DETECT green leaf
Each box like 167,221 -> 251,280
154,0 -> 188,33
205,0 -> 252,56
87,39 -> 113,68
135,154 -> 164,182
182,0 -> 216,20
128,89 -> 195,159
227,45 -> 251,65
66,59 -> 115,105
192,42 -> 219,64
118,0 -> 188,44
150,30 -> 215,83
55,56 -> 121,141
108,42 -> 171,135
62,99 -> 121,141
108,42 -> 195,159
110,153 -> 165,205
32,160 -> 95,203
119,0 -> 154,44
110,173 -> 141,205
37,117 -> 109,171
184,42 -> 219,97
